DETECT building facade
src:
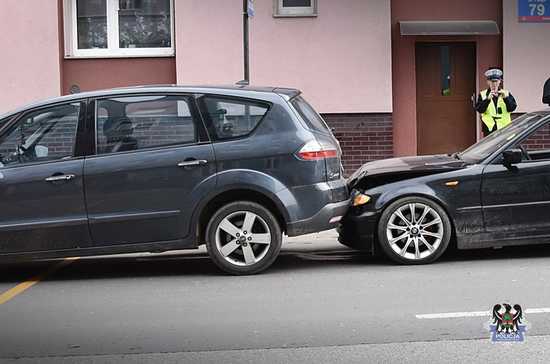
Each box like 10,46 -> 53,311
0,0 -> 548,174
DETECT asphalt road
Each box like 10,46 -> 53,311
2,231 -> 550,363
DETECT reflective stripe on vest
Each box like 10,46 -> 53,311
480,89 -> 512,131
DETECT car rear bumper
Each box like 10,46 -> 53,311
337,209 -> 379,252
286,198 -> 350,237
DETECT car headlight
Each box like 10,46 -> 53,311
352,192 -> 371,207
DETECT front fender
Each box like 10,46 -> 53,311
373,183 -> 445,211
355,168 -> 484,248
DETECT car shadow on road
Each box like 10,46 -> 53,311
0,246 -> 379,282
271,243 -> 550,273
2,243 -> 550,282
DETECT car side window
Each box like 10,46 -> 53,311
96,95 -> 198,155
517,121 -> 550,162
201,96 -> 269,140
0,103 -> 81,168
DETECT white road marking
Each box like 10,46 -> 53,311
524,308 -> 550,314
416,311 -> 490,319
416,307 -> 550,319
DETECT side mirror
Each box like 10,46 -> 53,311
502,148 -> 523,166
34,145 -> 49,158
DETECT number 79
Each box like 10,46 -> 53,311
529,3 -> 546,16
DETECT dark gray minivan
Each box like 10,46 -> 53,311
0,85 -> 349,274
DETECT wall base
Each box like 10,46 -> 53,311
322,113 -> 393,176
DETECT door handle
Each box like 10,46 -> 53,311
177,160 -> 208,168
45,174 -> 76,182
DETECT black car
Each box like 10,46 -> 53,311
0,85 -> 349,275
339,108 -> 550,264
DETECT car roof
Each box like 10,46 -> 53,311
0,85 -> 301,120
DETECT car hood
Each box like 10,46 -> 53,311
348,154 -> 468,189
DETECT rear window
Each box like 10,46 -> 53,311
201,96 -> 269,140
291,96 -> 330,134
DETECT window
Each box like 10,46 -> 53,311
440,46 -> 451,96
291,95 -> 330,134
0,103 -> 81,168
459,113 -> 545,163
96,95 -> 197,154
517,119 -> 550,161
201,97 -> 269,140
274,0 -> 317,17
64,0 -> 174,58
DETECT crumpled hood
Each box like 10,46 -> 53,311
348,154 -> 468,188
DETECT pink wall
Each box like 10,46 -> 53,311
0,0 -> 61,114
391,0 -> 502,156
175,0 -> 245,90
175,0 -> 393,114
503,0 -> 550,112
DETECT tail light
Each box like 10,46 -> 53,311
296,140 -> 342,181
296,140 -> 338,161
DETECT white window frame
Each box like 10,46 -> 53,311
64,0 -> 175,58
273,0 -> 317,17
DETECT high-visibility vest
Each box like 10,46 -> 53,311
480,89 -> 512,131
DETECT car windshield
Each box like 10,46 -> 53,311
459,111 -> 550,163
0,116 -> 13,129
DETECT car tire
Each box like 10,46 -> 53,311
377,196 -> 451,265
206,201 -> 282,275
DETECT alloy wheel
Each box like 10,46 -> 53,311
386,202 -> 444,261
215,211 -> 272,267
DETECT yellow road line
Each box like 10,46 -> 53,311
0,257 -> 80,305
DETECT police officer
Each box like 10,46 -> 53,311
543,77 -> 550,105
475,67 -> 517,136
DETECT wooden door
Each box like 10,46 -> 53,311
416,43 -> 476,155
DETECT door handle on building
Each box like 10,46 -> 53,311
45,174 -> 76,182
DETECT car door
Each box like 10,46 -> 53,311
84,94 -> 216,246
481,120 -> 550,241
0,101 -> 90,253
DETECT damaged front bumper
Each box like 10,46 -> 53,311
337,206 -> 379,253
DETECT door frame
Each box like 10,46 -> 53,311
0,98 -> 91,253
82,92 -> 216,245
415,37 -> 482,142
414,41 -> 478,155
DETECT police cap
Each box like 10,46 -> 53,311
485,68 -> 503,81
